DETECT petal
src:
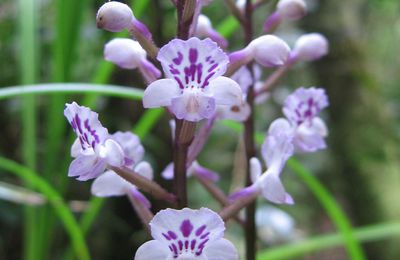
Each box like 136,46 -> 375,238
111,131 -> 144,164
68,154 -> 106,181
150,208 -> 225,245
134,240 -> 170,260
216,102 -> 250,122
104,38 -> 146,69
91,170 -> 130,197
294,118 -> 327,153
134,161 -> 154,180
207,76 -> 243,106
64,102 -> 108,153
170,93 -> 216,122
250,157 -> 262,183
283,87 -> 329,125
103,139 -> 124,167
259,171 -> 294,205
161,162 -> 174,180
157,37 -> 229,89
203,238 -> 239,260
143,79 -> 180,108
261,118 -> 294,171
70,138 -> 82,158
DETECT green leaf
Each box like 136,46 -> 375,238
0,157 -> 90,260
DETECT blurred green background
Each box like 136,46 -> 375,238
0,0 -> 400,259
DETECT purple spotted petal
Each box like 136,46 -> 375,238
293,117 -> 328,153
157,37 -> 229,90
283,87 -> 329,126
64,102 -> 108,153
149,208 -> 225,258
68,154 -> 107,181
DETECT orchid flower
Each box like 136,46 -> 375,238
134,208 -> 238,260
65,102 -> 124,181
143,37 -> 242,122
91,132 -> 153,208
230,119 -> 294,205
282,87 -> 329,152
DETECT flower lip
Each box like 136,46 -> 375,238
149,207 -> 225,258
157,37 -> 229,90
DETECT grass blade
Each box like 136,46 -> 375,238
0,157 -> 90,260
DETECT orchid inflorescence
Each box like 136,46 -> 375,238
64,0 -> 329,259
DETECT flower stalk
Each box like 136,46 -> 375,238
109,166 -> 176,203
126,191 -> 154,234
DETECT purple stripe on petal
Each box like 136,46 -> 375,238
195,225 -> 206,236
189,48 -> 198,63
173,52 -> 183,65
167,231 -> 178,240
180,220 -> 194,237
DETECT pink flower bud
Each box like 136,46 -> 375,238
96,1 -> 134,32
247,35 -> 291,67
293,33 -> 329,61
277,0 -> 306,21
104,38 -> 146,69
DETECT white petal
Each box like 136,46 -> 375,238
312,117 -> 328,137
250,157 -> 262,183
203,238 -> 239,260
134,240 -> 170,260
216,102 -> 250,122
68,154 -> 106,181
103,139 -> 124,167
134,161 -> 154,180
161,162 -> 174,180
104,38 -> 146,69
143,79 -> 180,108
71,138 -> 81,158
207,76 -> 243,106
170,93 -> 216,122
150,208 -> 225,244
111,131 -> 144,164
91,170 -> 130,197
259,171 -> 294,205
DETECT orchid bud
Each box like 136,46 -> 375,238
195,14 -> 228,48
293,33 -> 329,61
96,1 -> 134,32
104,38 -> 146,69
247,35 -> 291,67
277,0 -> 306,21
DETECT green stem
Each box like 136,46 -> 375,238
0,157 -> 90,260
257,222 -> 400,259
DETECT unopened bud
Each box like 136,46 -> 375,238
195,15 -> 227,48
104,38 -> 146,69
277,0 -> 306,21
247,35 -> 291,67
96,1 -> 134,32
293,33 -> 329,61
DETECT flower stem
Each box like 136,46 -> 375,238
243,1 -> 257,259
219,190 -> 259,222
110,166 -> 176,203
194,174 -> 245,227
255,60 -> 295,96
173,120 -> 196,208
